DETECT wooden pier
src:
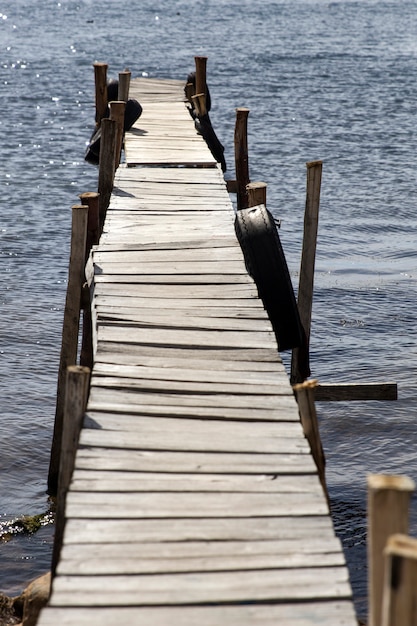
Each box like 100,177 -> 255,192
38,77 -> 357,625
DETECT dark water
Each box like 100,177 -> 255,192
1,0 -> 417,619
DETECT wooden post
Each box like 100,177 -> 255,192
234,107 -> 250,210
291,160 -> 322,384
48,205 -> 89,496
51,365 -> 90,576
292,379 -> 328,504
109,100 -> 126,168
78,192 -> 100,370
382,534 -> 417,626
93,62 -> 108,128
98,117 -> 117,229
368,474 -> 415,626
247,181 -> 267,208
194,56 -> 207,116
79,191 -> 100,258
118,69 -> 131,102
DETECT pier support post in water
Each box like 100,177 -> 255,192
109,100 -> 126,168
292,379 -> 328,504
98,117 -> 117,229
247,181 -> 267,208
381,534 -> 417,626
291,160 -> 322,384
367,474 -> 415,626
234,107 -> 250,210
48,205 -> 89,496
51,365 -> 90,576
118,69 -> 131,102
194,55 -> 208,116
79,191 -> 100,370
93,62 -> 108,128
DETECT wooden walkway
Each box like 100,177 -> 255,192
39,78 -> 357,625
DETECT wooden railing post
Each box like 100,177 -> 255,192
98,117 -> 117,229
292,379 -> 328,504
51,365 -> 90,576
48,205 -> 89,496
194,55 -> 208,116
247,181 -> 267,208
78,191 -> 100,370
118,69 -> 131,102
291,159 -> 322,384
109,100 -> 126,167
93,62 -> 108,128
367,474 -> 415,626
234,107 -> 250,210
382,534 -> 417,626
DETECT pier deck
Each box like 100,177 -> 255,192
39,78 -> 357,625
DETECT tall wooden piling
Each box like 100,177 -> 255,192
78,191 -> 100,370
51,365 -> 90,576
194,55 -> 208,116
93,62 -> 108,128
234,107 -> 250,210
109,100 -> 126,167
48,205 -> 89,496
367,474 -> 415,626
98,117 -> 117,229
292,379 -> 328,503
291,160 -> 322,384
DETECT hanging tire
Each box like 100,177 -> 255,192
235,204 -> 305,352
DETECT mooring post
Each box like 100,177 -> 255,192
381,534 -> 417,626
98,117 -> 117,229
51,365 -> 90,576
93,62 -> 108,128
118,69 -> 131,102
194,55 -> 208,116
291,159 -> 322,384
292,379 -> 328,504
78,192 -> 100,370
234,107 -> 250,210
367,474 -> 415,626
48,205 -> 89,496
109,100 -> 126,167
247,181 -> 267,208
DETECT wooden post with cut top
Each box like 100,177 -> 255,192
234,107 -> 250,210
109,100 -> 126,168
51,365 -> 90,576
47,205 -> 89,496
118,69 -> 131,102
98,118 -> 117,229
382,533 -> 417,626
247,181 -> 267,208
93,62 -> 108,127
291,159 -> 322,384
368,474 -> 415,626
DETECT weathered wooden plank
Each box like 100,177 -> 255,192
85,385 -> 299,416
62,515 -> 336,544
97,325 -> 275,349
93,274 -> 253,285
94,295 -> 263,310
92,281 -> 259,299
70,471 -> 323,494
93,247 -> 243,262
93,261 -> 249,275
315,381 -> 398,401
38,602 -> 358,626
89,375 -> 293,399
95,308 -> 272,331
58,537 -> 344,575
49,567 -> 351,606
74,448 -> 318,475
80,423 -> 309,454
91,362 -> 287,387
65,490 -> 329,519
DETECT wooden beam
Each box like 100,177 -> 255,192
314,382 -> 398,402
382,534 -> 417,626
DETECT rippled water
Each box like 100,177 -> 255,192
1,0 -> 417,619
